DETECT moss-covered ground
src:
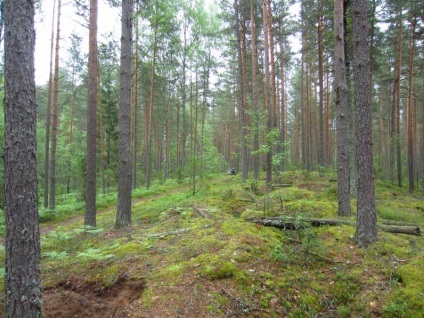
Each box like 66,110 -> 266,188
0,172 -> 423,317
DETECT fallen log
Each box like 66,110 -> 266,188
145,227 -> 191,239
379,225 -> 421,236
272,184 -> 293,188
246,216 -> 421,236
192,205 -> 211,219
246,216 -> 352,230
380,219 -> 421,227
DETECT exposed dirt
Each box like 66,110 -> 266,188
42,274 -> 144,318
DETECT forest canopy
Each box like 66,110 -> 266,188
0,0 -> 423,207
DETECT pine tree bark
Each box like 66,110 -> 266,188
344,0 -> 357,197
279,25 -> 287,171
98,67 -> 106,196
4,0 -> 42,316
49,0 -> 62,210
390,8 -> 403,188
407,14 -> 416,192
334,0 -> 351,216
422,40 -> 424,193
250,0 -> 260,180
85,0 -> 98,227
67,53 -> 76,194
132,11 -> 139,189
44,0 -> 56,208
317,0 -> 325,166
267,0 -> 277,174
240,0 -> 249,183
146,22 -> 157,189
352,0 -> 377,247
116,0 -> 133,228
200,53 -> 210,178
263,0 -> 273,187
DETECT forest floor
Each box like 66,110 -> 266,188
0,171 -> 423,317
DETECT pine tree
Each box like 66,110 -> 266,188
352,0 -> 377,247
4,0 -> 42,315
116,0 -> 133,228
85,0 -> 98,227
49,0 -> 62,210
334,0 -> 351,216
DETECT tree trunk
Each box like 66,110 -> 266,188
116,0 -> 133,228
44,0 -> 56,208
49,0 -> 62,210
300,2 -> 306,169
200,52 -> 210,178
180,21 -> 189,179
422,39 -> 424,194
317,0 -> 325,167
97,67 -> 106,196
407,14 -> 416,192
67,54 -> 76,194
132,11 -> 139,189
250,0 -> 260,180
240,3 -> 249,183
279,25 -> 287,171
344,0 -> 357,197
263,0 -> 273,187
146,21 -> 157,190
85,0 -> 98,227
4,0 -> 42,316
267,0 -> 277,176
233,0 -> 248,182
352,0 -> 377,247
391,6 -> 403,188
334,0 -> 351,216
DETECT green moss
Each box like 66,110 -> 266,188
377,206 -> 414,222
260,292 -> 274,308
13,172 -> 424,317
234,270 -> 247,285
337,305 -> 352,318
240,209 -> 267,219
201,260 -> 236,280
157,263 -> 185,285
112,241 -> 145,256
383,300 -> 408,318
299,292 -> 319,312
208,291 -> 228,312
374,234 -> 415,259
140,287 -> 156,308
394,258 -> 424,316
179,233 -> 226,260
328,271 -> 360,304
93,264 -> 121,286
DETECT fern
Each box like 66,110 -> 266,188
77,248 -> 114,261
42,250 -> 68,260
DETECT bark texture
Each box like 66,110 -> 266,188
4,0 -> 42,316
334,0 -> 351,216
116,0 -> 133,227
352,0 -> 377,247
85,0 -> 98,227
49,0 -> 62,210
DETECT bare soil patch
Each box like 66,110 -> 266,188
42,274 -> 144,318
